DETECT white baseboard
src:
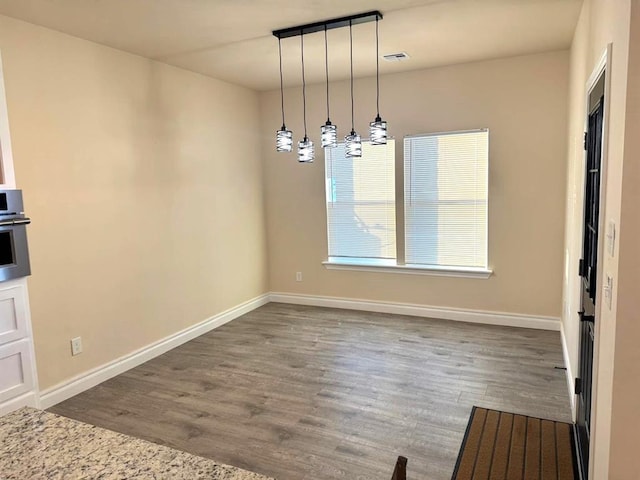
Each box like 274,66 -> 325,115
269,293 -> 561,331
0,391 -> 38,416
560,322 -> 577,420
39,294 -> 270,409
38,292 -> 562,410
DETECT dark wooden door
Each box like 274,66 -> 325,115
575,95 -> 604,479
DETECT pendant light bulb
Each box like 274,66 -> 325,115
275,37 -> 293,152
297,32 -> 314,162
345,130 -> 362,158
320,26 -> 338,149
277,126 -> 293,152
321,122 -> 337,149
370,116 -> 387,145
369,16 -> 388,145
345,20 -> 362,158
298,136 -> 314,163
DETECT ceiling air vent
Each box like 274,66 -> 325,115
383,52 -> 410,62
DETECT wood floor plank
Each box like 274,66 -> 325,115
49,303 -> 572,480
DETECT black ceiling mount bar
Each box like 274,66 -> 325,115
272,10 -> 383,39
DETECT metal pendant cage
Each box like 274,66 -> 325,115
298,136 -> 315,162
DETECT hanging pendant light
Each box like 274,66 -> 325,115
276,37 -> 293,152
298,31 -> 314,163
321,26 -> 337,149
369,16 -> 387,145
345,20 -> 362,158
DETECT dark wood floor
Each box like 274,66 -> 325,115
50,303 -> 572,480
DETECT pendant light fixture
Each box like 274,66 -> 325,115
369,16 -> 387,145
320,26 -> 337,149
275,37 -> 293,152
345,20 -> 362,158
297,31 -> 314,163
272,11 -> 383,161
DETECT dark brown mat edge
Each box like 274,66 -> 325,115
451,405 -> 478,480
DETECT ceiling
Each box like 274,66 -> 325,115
0,0 -> 582,91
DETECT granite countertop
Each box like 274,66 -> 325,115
0,407 -> 275,480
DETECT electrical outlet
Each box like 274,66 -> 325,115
71,337 -> 83,356
296,272 -> 303,282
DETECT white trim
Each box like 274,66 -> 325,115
586,48 -> 608,91
39,294 -> 269,409
585,44 -> 612,480
0,391 -> 38,417
322,259 -> 492,278
36,291 -> 563,411
20,279 -> 40,409
561,322 -> 576,420
0,50 -> 16,188
269,293 -> 560,331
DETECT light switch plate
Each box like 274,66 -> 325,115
607,220 -> 616,257
604,275 -> 613,310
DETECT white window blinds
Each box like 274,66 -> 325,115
404,130 -> 488,268
325,140 -> 396,261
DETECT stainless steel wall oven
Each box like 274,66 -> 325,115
0,190 -> 31,282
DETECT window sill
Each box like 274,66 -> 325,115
322,258 -> 493,279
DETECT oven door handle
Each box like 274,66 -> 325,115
0,218 -> 31,226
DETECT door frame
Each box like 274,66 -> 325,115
579,44 -> 612,479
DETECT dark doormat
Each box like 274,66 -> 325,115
451,407 -> 577,480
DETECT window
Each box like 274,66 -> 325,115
325,140 -> 396,263
404,130 -> 488,269
323,130 -> 490,278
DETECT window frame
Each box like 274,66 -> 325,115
323,129 -> 492,279
324,139 -> 397,263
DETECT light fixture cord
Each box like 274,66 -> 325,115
324,26 -> 330,122
349,20 -> 355,132
375,16 -> 380,117
278,37 -> 285,127
301,31 -> 308,137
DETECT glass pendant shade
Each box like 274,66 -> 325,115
321,121 -> 338,148
369,116 -> 387,145
276,126 -> 293,152
298,136 -> 314,163
345,131 -> 362,157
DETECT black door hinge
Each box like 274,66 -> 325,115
584,131 -> 588,150
575,377 -> 582,395
579,258 -> 584,277
579,311 -> 595,323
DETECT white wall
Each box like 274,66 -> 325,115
560,0 -> 634,477
0,14 -> 268,390
261,51 -> 569,320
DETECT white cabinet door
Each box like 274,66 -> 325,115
0,339 -> 34,403
0,285 -> 28,345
